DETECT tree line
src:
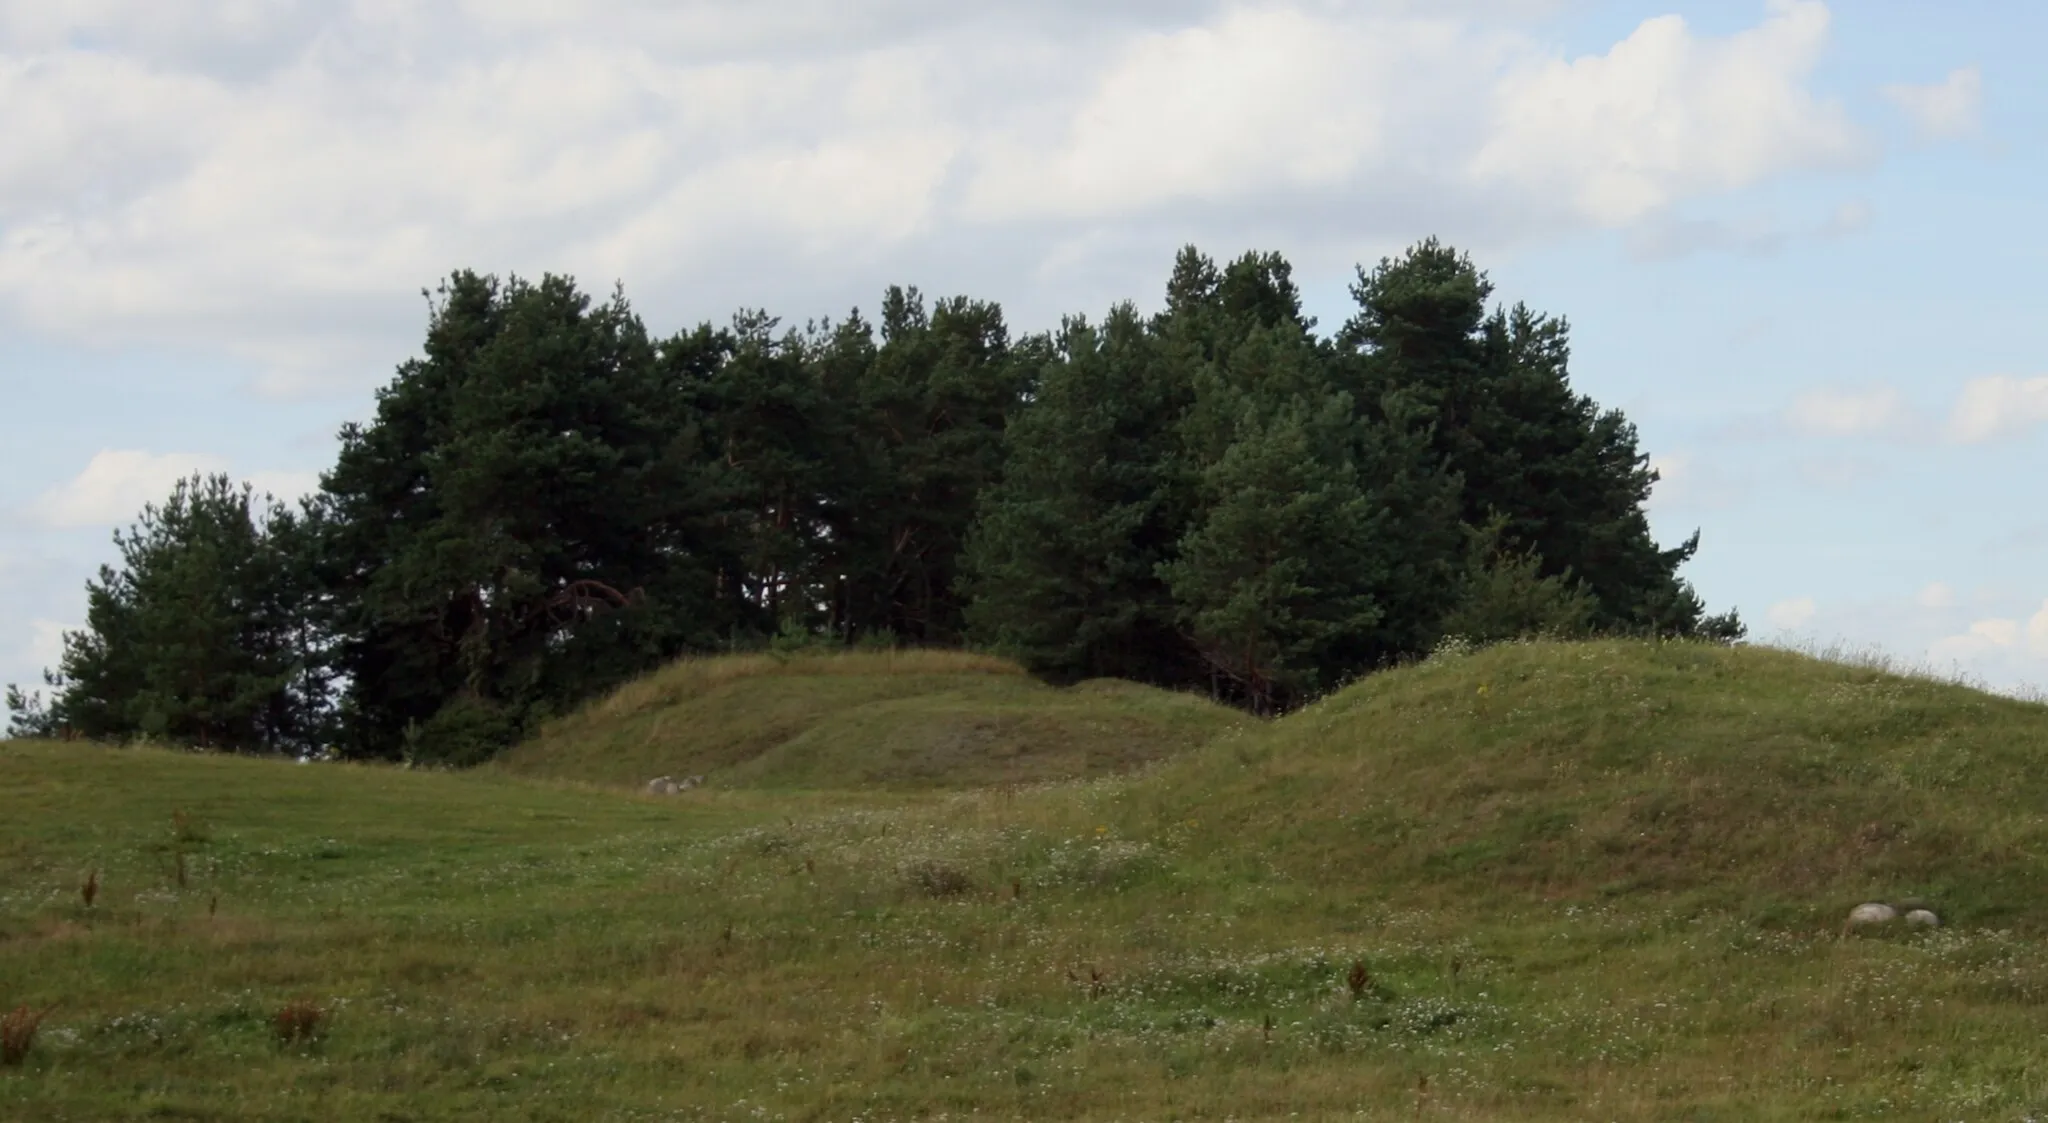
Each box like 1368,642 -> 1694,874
6,239 -> 1741,761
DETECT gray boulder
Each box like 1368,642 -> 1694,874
1845,902 -> 1898,929
646,776 -> 680,796
1903,908 -> 1941,928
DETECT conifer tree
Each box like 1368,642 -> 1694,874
21,474 -> 317,752
317,272 -> 705,762
832,288 -> 1028,644
1342,239 -> 1741,640
963,305 -> 1193,682
1160,395 -> 1385,713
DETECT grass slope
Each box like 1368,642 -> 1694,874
495,649 -> 1242,790
4,640 -> 2048,1120
1140,638 -> 2048,926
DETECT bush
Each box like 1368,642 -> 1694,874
403,696 -> 520,768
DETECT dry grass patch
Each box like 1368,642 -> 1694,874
0,1004 -> 53,1065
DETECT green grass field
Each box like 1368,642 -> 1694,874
5,640 -> 2048,1120
494,649 -> 1243,791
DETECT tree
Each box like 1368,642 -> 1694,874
19,243 -> 1745,750
1342,239 -> 1740,640
1157,249 -> 1468,696
831,288 -> 1028,645
1437,517 -> 1598,645
963,305 -> 1194,683
1160,395 -> 1388,713
13,474 -> 318,752
317,272 -> 708,763
4,679 -> 61,739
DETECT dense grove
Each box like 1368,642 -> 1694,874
7,240 -> 1739,760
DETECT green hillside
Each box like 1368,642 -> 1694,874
493,648 -> 1243,789
1139,638 -> 2048,926
5,640 -> 2048,1120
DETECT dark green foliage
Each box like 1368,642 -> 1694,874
21,238 -> 1739,757
4,679 -> 61,739
1342,239 -> 1738,641
1160,397 -> 1386,713
15,475 -> 319,752
315,272 -> 706,762
963,306 -> 1193,684
1438,519 -> 1598,645
972,246 -> 1468,708
829,288 -> 1029,646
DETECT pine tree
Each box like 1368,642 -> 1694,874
832,288 -> 1028,645
1160,396 -> 1386,713
1342,239 -> 1741,640
24,475 -> 317,752
670,311 -> 837,642
963,305 -> 1193,682
317,272 -> 708,763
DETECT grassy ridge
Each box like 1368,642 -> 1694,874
495,649 -> 1242,790
1137,639 -> 2048,925
4,641 -> 2048,1119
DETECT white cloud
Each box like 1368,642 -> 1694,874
1820,198 -> 1873,238
1975,618 -> 2019,647
1647,451 -> 1748,512
1647,453 -> 1690,506
23,453 -> 316,528
1764,375 -> 2048,445
28,449 -> 229,528
25,619 -> 69,672
1944,375 -> 2048,443
1883,65 -> 1982,139
1916,582 -> 1955,610
1767,597 -> 1817,630
1623,196 -> 1872,262
1470,1 -> 1866,227
1928,616 -> 2021,663
0,1 -> 1877,395
1625,212 -> 1786,261
1784,385 -> 1910,436
2029,600 -> 2048,657
963,6 -> 1400,220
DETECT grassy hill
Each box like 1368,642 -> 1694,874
1137,638 -> 2048,925
493,648 -> 1243,789
5,640 -> 2048,1120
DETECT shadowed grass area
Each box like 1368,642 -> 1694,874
5,640 -> 2048,1120
494,648 -> 1244,790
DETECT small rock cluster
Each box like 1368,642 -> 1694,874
1843,901 -> 1941,934
645,775 -> 705,795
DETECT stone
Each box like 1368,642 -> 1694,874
678,775 -> 704,790
646,776 -> 680,796
1845,902 -> 1898,929
1903,908 -> 1941,928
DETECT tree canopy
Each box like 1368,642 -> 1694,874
9,240 -> 1741,755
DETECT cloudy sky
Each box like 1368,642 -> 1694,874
3,0 -> 2044,713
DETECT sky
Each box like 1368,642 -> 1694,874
3,0 -> 2044,716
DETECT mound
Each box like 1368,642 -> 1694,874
1139,639 -> 2048,925
493,649 -> 1241,789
